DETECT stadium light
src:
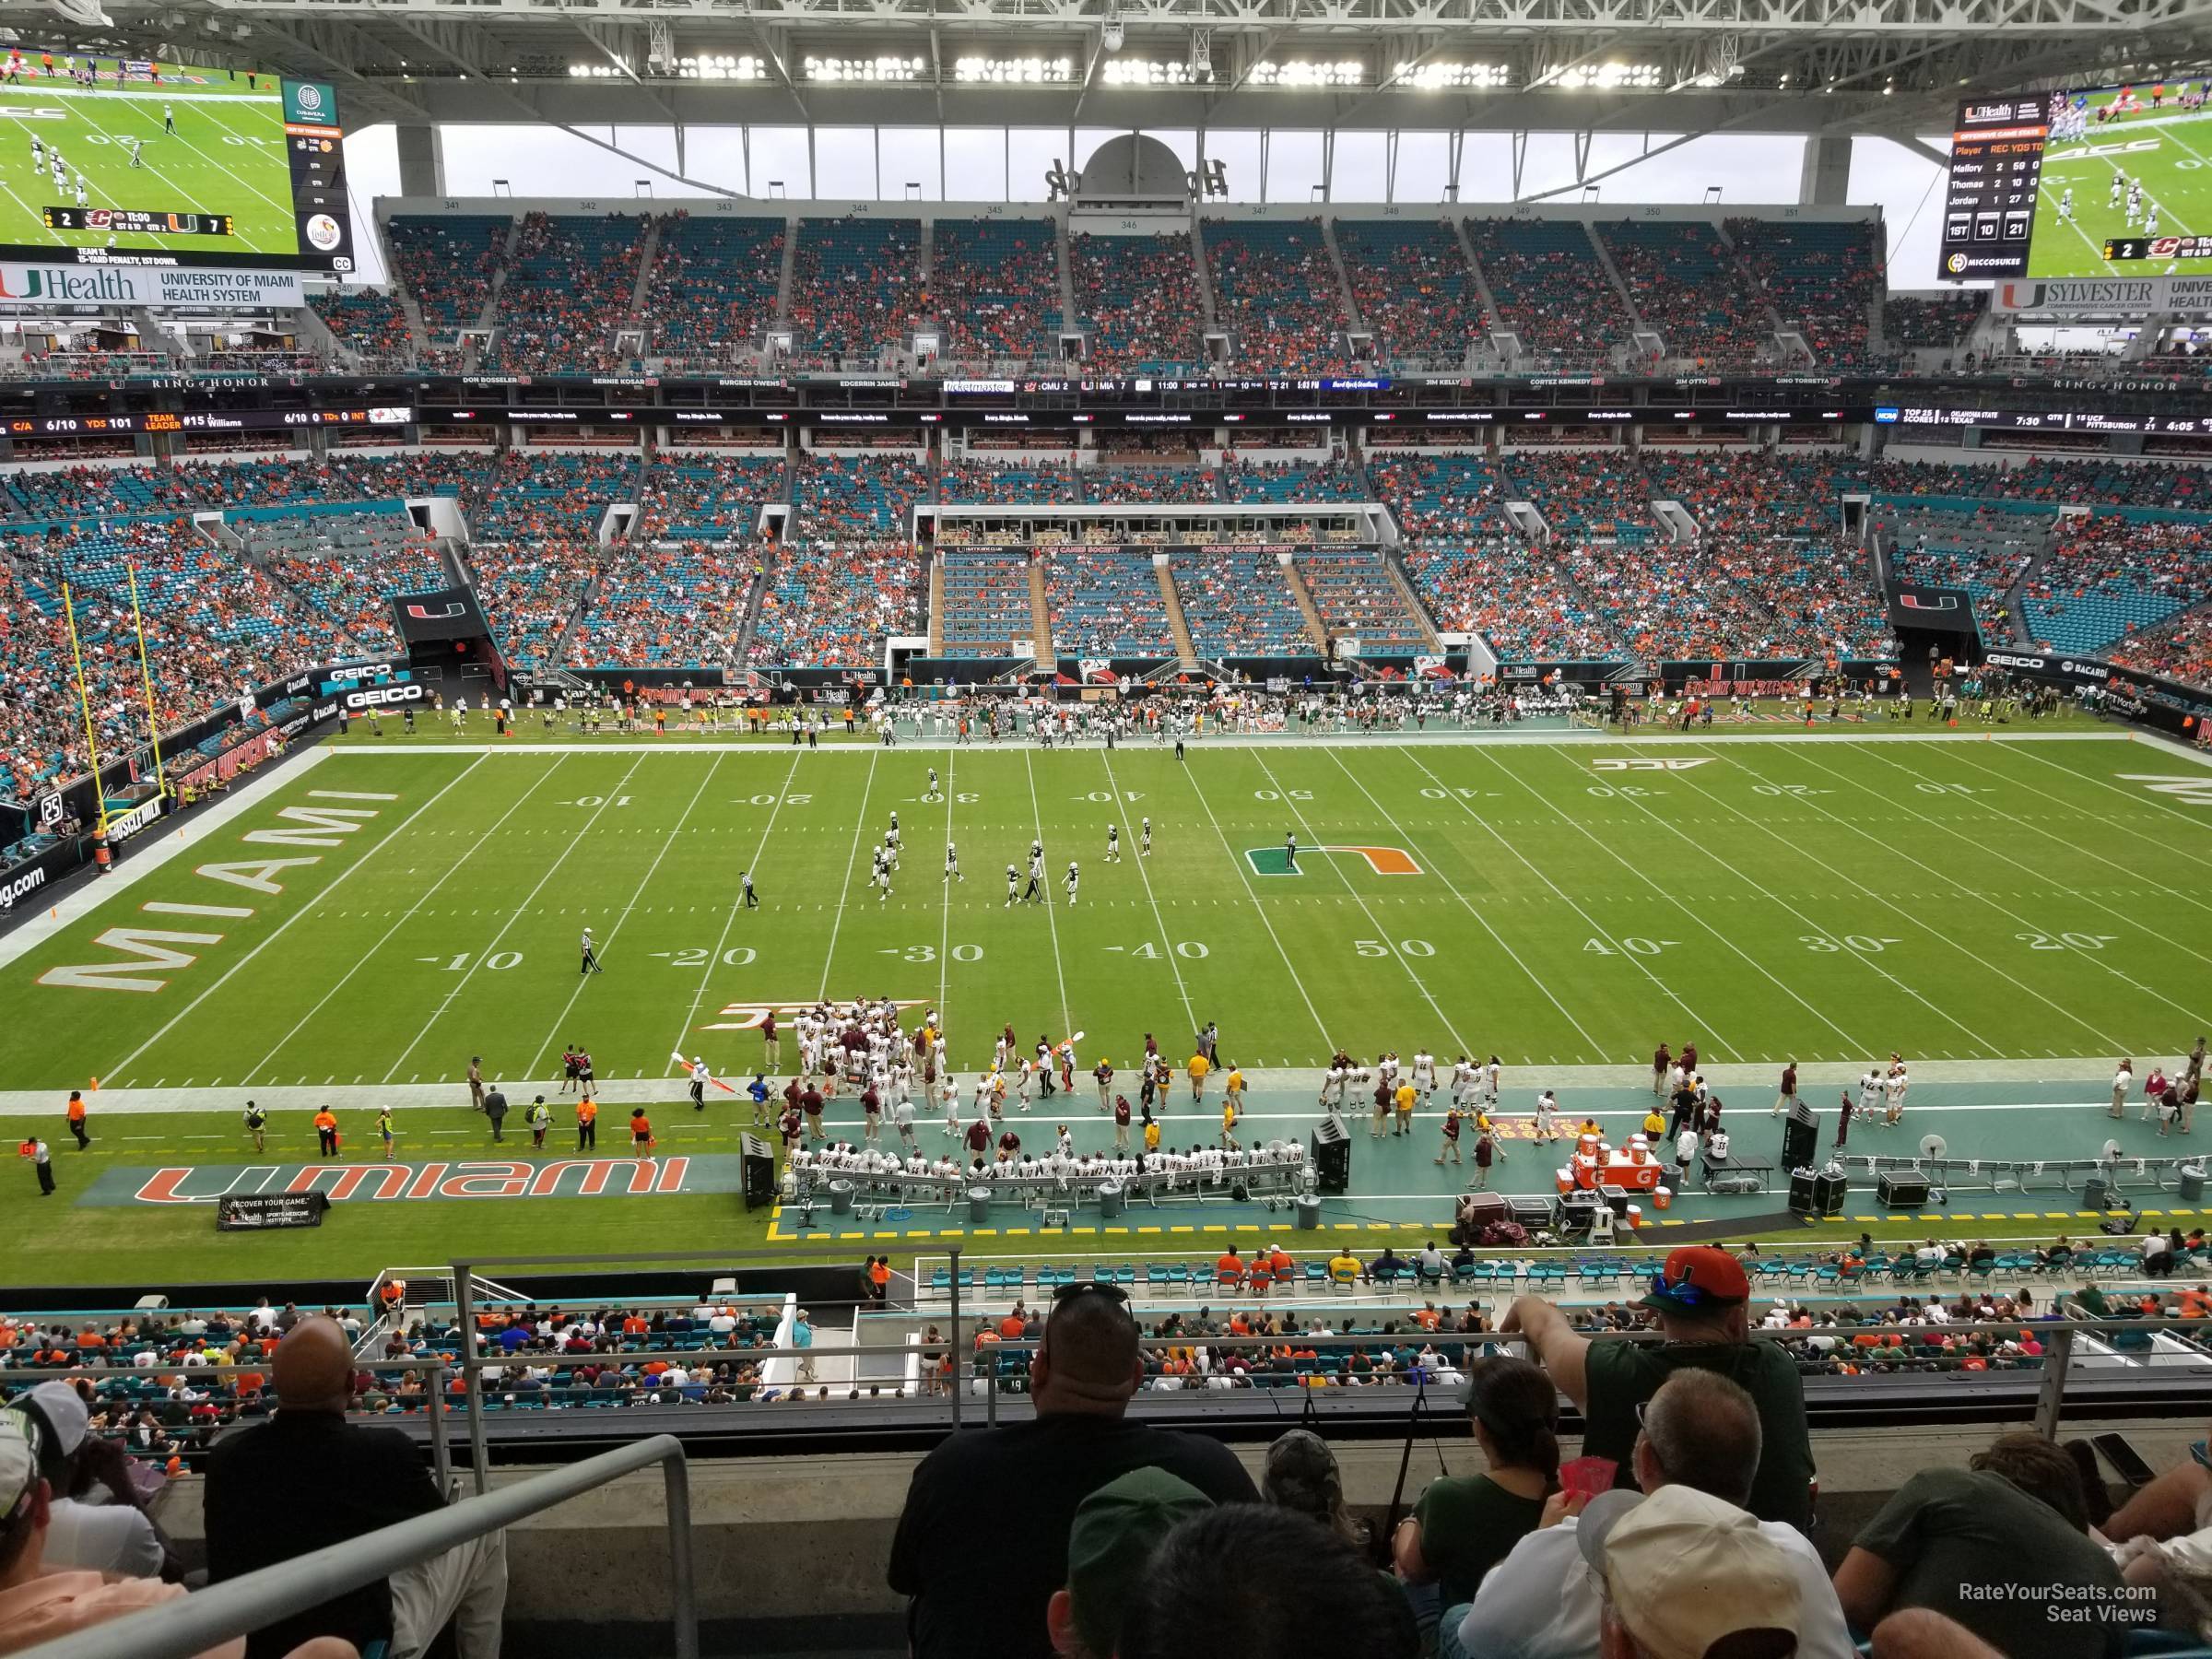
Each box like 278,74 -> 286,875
676,53 -> 766,80
1559,62 -> 1663,90
1102,57 -> 1213,87
803,54 -> 925,82
1394,62 -> 1510,90
952,56 -> 1075,84
1248,60 -> 1365,88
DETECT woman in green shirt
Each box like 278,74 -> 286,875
1393,1355 -> 1558,1615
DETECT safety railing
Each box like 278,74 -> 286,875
10,1432 -> 698,1659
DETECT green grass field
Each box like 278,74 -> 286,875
4,724 -> 2210,1288
0,68 -> 296,259
2035,88 -> 2212,278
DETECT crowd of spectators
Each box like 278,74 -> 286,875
1044,547 -> 1179,657
930,218 -> 1062,363
2021,512 -> 2212,656
642,211 -> 785,364
1501,449 -> 1657,543
1071,231 -> 1206,372
635,455 -> 787,542
1335,218 -> 1482,366
1202,219 -> 1353,375
1297,550 -> 1431,653
385,214 -> 509,341
465,537 -> 603,669
1884,291 -> 1987,351
786,217 -> 924,359
464,451 -> 641,544
1873,455 -> 2212,509
1879,501 -> 2055,640
1219,459 -> 1371,504
937,549 -> 1038,658
490,213 -> 648,375
938,458 -> 1074,505
1171,547 -> 1313,655
1726,218 -> 1881,369
307,288 -> 412,363
1600,219 -> 1778,365
238,508 -> 449,653
2108,601 -> 2212,689
569,542 -> 759,667
750,453 -> 931,665
1640,449 -> 1865,539
1464,218 -> 1628,362
1079,464 -> 1219,506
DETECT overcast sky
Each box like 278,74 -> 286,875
340,123 -> 1955,291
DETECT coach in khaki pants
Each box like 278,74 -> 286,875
207,1317 -> 508,1658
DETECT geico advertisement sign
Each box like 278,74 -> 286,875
0,864 -> 49,912
344,683 -> 426,711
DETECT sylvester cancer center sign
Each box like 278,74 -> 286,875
84,1156 -> 740,1208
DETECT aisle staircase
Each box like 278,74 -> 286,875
1281,559 -> 1331,653
1156,559 -> 1198,667
1027,555 -> 1053,663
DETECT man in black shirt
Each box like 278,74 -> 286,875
887,1282 -> 1256,1659
206,1316 -> 508,1658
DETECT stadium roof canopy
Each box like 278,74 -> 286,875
53,0 -> 2212,145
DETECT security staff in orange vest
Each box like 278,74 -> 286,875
313,1107 -> 338,1158
65,1089 -> 88,1150
576,1095 -> 598,1151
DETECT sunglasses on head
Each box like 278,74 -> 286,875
1053,1279 -> 1130,1306
1648,1265 -> 1712,1306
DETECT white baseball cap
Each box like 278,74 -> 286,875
1578,1485 -> 1803,1659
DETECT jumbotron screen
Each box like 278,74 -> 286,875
1941,77 -> 2212,281
0,49 -> 353,272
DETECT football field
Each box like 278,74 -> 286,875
2034,92 -> 2212,279
4,724 -> 2211,1287
0,75 -> 296,258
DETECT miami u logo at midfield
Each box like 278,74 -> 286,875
1243,845 -> 1422,877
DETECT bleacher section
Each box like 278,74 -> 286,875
1600,219 -> 1775,363
1726,218 -> 1880,369
1080,465 -> 1218,506
1201,219 -> 1350,375
1219,459 -> 1369,504
2110,602 -> 2212,689
467,539 -> 601,670
309,288 -> 411,361
644,212 -> 785,362
1297,550 -> 1430,653
936,549 -> 1037,658
465,453 -> 639,544
1464,218 -> 1627,361
1171,547 -> 1312,655
1503,450 -> 1656,543
1335,218 -> 1480,366
1885,292 -> 1986,351
571,543 -> 757,667
491,213 -> 648,374
787,217 -> 924,359
930,218 -> 1062,362
236,507 -> 449,653
2022,513 -> 2212,656
1044,548 -> 1178,658
636,456 -> 785,542
1071,231 -> 1205,372
1877,500 -> 2058,641
938,458 -> 1072,504
749,453 -> 930,665
386,214 -> 508,344
1873,457 -> 2212,511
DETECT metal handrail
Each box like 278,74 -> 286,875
9,1432 -> 698,1659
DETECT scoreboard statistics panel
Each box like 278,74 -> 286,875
1940,78 -> 2212,282
0,52 -> 354,271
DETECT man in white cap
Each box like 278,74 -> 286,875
1445,1368 -> 1853,1659
1580,1483 -> 1801,1658
0,1382 -> 161,1577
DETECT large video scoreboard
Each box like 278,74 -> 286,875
0,52 -> 353,272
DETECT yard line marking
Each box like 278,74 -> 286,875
1477,747 -> 1857,1059
526,754 -> 727,1078
381,752 -> 649,1084
1021,748 -> 1072,1035
167,98 -> 296,212
1173,748 -> 1335,1052
936,749 -> 958,1019
1979,741 -> 2212,863
1659,755 -> 2043,1055
1718,746 -> 2140,1049
818,748 -> 883,1000
1100,747 -> 1197,1037
1351,747 -> 1606,1057
1251,748 -> 1469,1053
240,756 -> 571,1084
1935,745 -> 2212,941
103,754 -> 490,1084
1829,745 -> 2212,1028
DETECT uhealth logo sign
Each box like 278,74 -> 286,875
1243,844 -> 1422,877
